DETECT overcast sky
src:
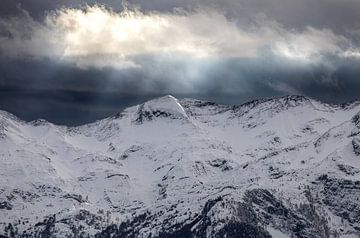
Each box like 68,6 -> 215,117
1,0 -> 360,125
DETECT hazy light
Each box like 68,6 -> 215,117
0,5 -> 358,69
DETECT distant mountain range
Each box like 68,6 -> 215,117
1,95 -> 360,237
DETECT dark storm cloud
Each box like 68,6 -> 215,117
1,1 -> 360,125
0,0 -> 125,18
1,52 -> 360,125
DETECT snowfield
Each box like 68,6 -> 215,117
1,95 -> 360,237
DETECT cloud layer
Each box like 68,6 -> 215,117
1,5 -> 359,70
1,2 -> 360,125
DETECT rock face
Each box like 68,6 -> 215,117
353,138 -> 360,156
1,95 -> 360,237
133,95 -> 189,124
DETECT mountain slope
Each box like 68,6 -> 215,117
1,95 -> 360,237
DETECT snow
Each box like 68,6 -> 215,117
141,95 -> 188,118
267,227 -> 289,238
1,95 -> 360,237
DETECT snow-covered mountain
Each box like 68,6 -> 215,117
1,95 -> 360,237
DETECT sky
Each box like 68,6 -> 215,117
1,0 -> 360,125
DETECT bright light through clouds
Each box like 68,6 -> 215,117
50,5 -> 239,66
1,5 -> 360,69
272,27 -> 348,62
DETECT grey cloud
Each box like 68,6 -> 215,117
2,0 -> 360,35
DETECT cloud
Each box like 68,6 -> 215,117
272,27 -> 347,61
0,6 -> 259,68
267,81 -> 300,95
2,1 -> 360,125
1,5 -> 359,70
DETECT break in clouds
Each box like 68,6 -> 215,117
1,5 -> 360,69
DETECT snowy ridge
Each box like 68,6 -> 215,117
1,95 -> 360,237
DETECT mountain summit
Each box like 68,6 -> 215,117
1,95 -> 360,237
133,95 -> 189,124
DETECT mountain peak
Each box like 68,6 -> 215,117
132,95 -> 189,124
